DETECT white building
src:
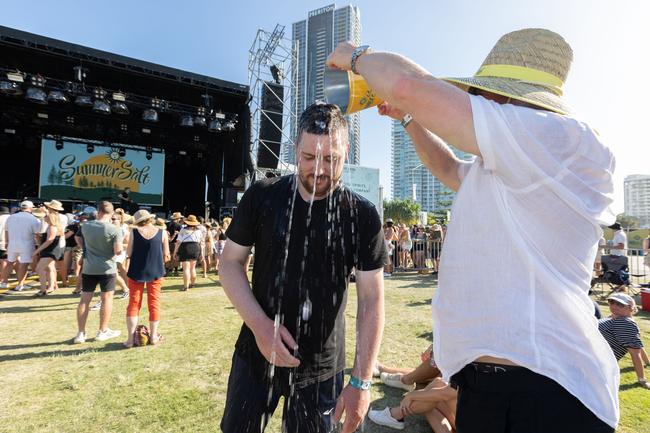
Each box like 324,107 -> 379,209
286,4 -> 362,165
624,174 -> 650,228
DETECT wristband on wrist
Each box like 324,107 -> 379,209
401,113 -> 413,129
349,375 -> 372,390
350,45 -> 371,75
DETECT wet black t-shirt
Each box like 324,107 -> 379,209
226,175 -> 386,385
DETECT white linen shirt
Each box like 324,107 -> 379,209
5,211 -> 41,251
610,230 -> 627,256
432,95 -> 619,427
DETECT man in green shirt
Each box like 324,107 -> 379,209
73,201 -> 123,344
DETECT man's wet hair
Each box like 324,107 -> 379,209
297,102 -> 348,144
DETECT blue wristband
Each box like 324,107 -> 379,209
349,375 -> 372,390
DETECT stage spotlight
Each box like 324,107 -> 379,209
270,65 -> 283,84
180,115 -> 194,127
0,80 -> 23,96
111,92 -> 129,114
145,147 -> 153,160
142,109 -> 158,122
93,99 -> 111,115
25,87 -> 47,104
47,90 -> 68,103
194,115 -> 207,127
208,118 -> 222,132
86,143 -> 95,153
55,137 -> 64,150
223,120 -> 236,132
75,94 -> 93,107
118,148 -> 126,158
66,116 -> 75,125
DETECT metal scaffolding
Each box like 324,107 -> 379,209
248,24 -> 298,180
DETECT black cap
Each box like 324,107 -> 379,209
609,222 -> 621,230
0,206 -> 9,215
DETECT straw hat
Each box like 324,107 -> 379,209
442,28 -> 573,115
171,212 -> 184,220
184,215 -> 200,226
155,218 -> 167,228
133,209 -> 154,224
44,199 -> 64,212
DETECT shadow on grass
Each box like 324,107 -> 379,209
0,342 -> 125,362
1,306 -> 76,314
620,382 -> 646,391
406,300 -> 431,307
417,331 -> 433,340
0,340 -> 75,351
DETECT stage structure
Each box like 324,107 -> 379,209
0,25 -> 252,216
248,24 -> 298,181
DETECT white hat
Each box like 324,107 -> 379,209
133,209 -> 154,224
607,293 -> 635,307
44,199 -> 64,212
20,200 -> 34,209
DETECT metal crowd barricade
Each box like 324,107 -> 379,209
389,238 -> 444,273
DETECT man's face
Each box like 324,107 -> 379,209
296,131 -> 348,198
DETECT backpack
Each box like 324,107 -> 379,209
133,325 -> 151,347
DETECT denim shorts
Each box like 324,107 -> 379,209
221,351 -> 343,433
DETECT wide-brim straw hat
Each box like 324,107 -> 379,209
184,215 -> 200,226
32,208 -> 47,218
133,209 -> 154,224
171,212 -> 184,220
44,200 -> 64,212
442,28 -> 573,115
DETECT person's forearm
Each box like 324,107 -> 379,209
351,286 -> 384,380
405,122 -> 462,191
631,351 -> 647,381
219,259 -> 270,333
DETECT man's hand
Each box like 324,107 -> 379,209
326,42 -> 357,71
252,319 -> 300,368
400,391 -> 417,416
333,385 -> 371,433
377,102 -> 406,121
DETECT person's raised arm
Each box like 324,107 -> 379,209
220,239 -> 299,368
378,102 -> 464,191
333,267 -> 384,433
327,43 -> 478,156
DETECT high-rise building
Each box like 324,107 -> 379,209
624,174 -> 650,228
286,4 -> 362,165
391,120 -> 472,215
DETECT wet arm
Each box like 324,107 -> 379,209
351,268 -> 384,381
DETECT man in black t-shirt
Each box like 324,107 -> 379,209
220,103 -> 386,433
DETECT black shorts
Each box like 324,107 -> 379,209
81,274 -> 117,293
451,363 -> 614,433
221,351 -> 343,433
0,249 -> 6,260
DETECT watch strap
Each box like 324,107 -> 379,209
401,113 -> 413,128
349,375 -> 372,390
351,45 -> 370,75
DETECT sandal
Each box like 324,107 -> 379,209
181,286 -> 188,292
33,291 -> 47,297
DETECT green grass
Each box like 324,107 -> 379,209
0,274 -> 648,432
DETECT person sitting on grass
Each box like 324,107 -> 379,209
598,293 -> 650,390
368,377 -> 457,432
378,344 -> 441,391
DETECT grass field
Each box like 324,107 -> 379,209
0,273 -> 648,433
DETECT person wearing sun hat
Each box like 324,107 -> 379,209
328,28 -> 618,431
599,293 -> 650,390
173,215 -> 204,291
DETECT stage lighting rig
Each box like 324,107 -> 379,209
92,88 -> 111,115
47,89 -> 68,103
194,107 -> 207,128
118,147 -> 126,158
25,75 -> 47,104
208,118 -> 222,132
111,92 -> 129,115
55,136 -> 64,150
86,143 -> 94,153
270,65 -> 283,84
180,115 -> 194,127
145,146 -> 153,160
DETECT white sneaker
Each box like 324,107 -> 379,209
73,332 -> 86,344
95,329 -> 121,341
380,372 -> 413,391
90,301 -> 102,311
0,282 -> 8,289
368,407 -> 404,430
8,284 -> 26,292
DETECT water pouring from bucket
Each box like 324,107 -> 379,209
323,68 -> 383,115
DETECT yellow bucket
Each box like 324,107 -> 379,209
323,69 -> 383,115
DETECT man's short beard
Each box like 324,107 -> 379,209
298,172 -> 339,197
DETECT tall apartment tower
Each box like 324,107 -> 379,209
624,174 -> 650,228
286,4 -> 362,165
391,120 -> 472,214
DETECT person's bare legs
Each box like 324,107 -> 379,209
149,320 -> 160,343
36,258 -> 50,293
77,291 -> 94,333
189,260 -> 197,286
98,291 -> 115,332
47,260 -> 57,292
124,315 -> 138,347
14,262 -> 29,286
61,250 -> 72,287
181,261 -> 190,289
0,260 -> 13,284
425,408 -> 455,433
380,359 -> 440,385
116,263 -> 129,294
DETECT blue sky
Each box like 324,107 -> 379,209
4,0 -> 648,213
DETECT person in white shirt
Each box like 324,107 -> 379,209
0,201 -> 41,292
608,223 -> 627,257
328,28 -> 618,432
